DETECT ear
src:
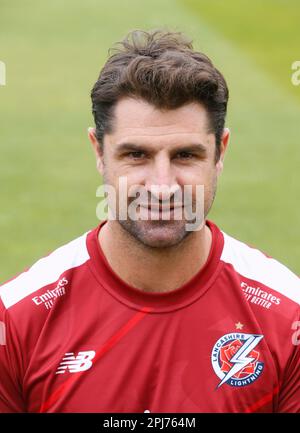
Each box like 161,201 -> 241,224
88,127 -> 104,175
216,128 -> 230,176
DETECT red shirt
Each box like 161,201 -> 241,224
0,220 -> 299,413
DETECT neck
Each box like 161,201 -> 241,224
98,220 -> 212,293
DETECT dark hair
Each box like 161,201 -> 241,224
91,29 -> 229,161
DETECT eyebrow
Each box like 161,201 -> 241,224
115,142 -> 207,155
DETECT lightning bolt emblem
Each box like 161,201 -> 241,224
217,334 -> 264,388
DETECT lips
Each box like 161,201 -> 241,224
139,204 -> 183,211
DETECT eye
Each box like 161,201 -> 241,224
176,151 -> 195,160
127,151 -> 146,159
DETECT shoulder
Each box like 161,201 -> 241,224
0,230 -> 91,312
219,229 -> 300,307
0,228 -> 96,381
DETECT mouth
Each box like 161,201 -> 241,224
139,203 -> 183,211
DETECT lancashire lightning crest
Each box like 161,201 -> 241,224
211,333 -> 264,388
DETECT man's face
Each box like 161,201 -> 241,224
90,97 -> 229,248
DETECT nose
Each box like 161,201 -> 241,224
144,153 -> 181,202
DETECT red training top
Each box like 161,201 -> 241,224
0,220 -> 299,413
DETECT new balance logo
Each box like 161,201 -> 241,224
56,351 -> 96,374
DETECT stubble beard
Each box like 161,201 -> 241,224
104,173 -> 218,250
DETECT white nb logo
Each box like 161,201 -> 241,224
56,351 -> 96,374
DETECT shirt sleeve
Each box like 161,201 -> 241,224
0,298 -> 26,412
277,310 -> 300,413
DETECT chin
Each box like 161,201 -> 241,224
119,219 -> 192,249
139,235 -> 184,248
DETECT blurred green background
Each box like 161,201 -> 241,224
0,0 -> 299,282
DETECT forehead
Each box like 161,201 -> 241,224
108,97 -> 212,145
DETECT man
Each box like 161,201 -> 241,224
0,30 -> 299,413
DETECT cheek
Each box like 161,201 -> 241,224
114,162 -> 148,185
104,166 -> 150,202
176,168 -> 214,208
125,170 -> 149,186
177,165 -> 215,187
103,159 -> 135,185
